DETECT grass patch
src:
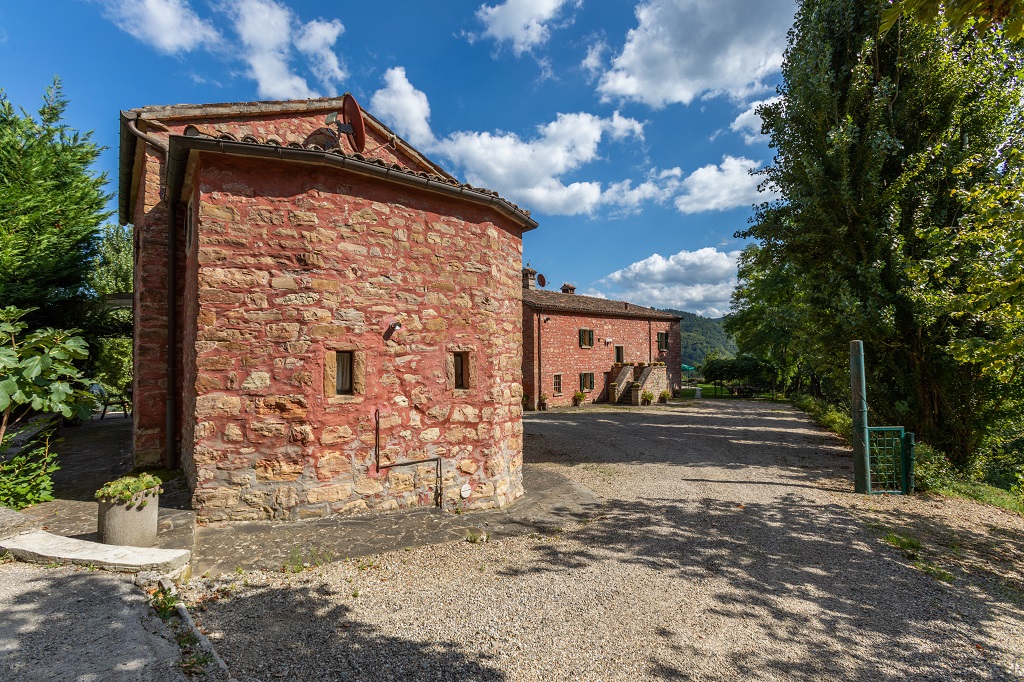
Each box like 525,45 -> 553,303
930,478 -> 1024,516
916,560 -> 954,582
883,531 -> 921,558
790,394 -> 852,442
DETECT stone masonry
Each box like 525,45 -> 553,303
121,97 -> 536,521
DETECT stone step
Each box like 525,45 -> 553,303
0,530 -> 191,574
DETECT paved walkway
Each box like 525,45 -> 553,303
0,564 -> 189,682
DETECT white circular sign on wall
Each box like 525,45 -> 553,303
460,483 -> 472,499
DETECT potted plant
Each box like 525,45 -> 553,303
96,472 -> 163,547
658,390 -> 671,403
538,393 -> 548,410
573,390 -> 586,406
641,390 -> 654,406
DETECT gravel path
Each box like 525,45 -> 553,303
181,400 -> 1024,681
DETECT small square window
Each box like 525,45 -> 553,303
579,329 -> 594,348
579,372 -> 594,391
553,374 -> 562,395
454,352 -> 468,389
336,351 -> 354,394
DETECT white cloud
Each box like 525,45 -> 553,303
230,0 -> 316,100
600,168 -> 682,214
369,67 -> 436,148
581,39 -> 608,79
597,247 -> 741,315
598,0 -> 795,108
294,19 -> 347,93
101,0 -> 219,53
730,96 -> 779,144
475,0 -> 578,55
439,111 -> 644,215
674,155 -> 773,214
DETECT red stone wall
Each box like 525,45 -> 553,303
180,154 -> 525,520
523,306 -> 681,409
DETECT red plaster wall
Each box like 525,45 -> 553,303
179,154 -> 525,520
129,102 -> 512,488
522,305 -> 681,409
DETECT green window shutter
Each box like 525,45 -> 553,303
579,373 -> 585,391
587,330 -> 594,346
579,329 -> 585,347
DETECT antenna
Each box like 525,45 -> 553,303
325,93 -> 366,153
537,274 -> 547,288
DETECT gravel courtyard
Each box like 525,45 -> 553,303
182,400 -> 1024,681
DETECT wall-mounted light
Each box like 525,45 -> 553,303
605,337 -> 613,344
542,316 -> 551,323
383,320 -> 401,341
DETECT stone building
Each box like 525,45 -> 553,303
118,96 -> 537,521
521,268 -> 681,409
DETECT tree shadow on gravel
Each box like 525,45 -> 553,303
499,495 -> 1024,680
517,404 -> 1024,680
0,567 -> 185,682
525,402 -> 853,493
189,582 -> 506,682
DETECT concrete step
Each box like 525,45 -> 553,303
1,530 -> 191,574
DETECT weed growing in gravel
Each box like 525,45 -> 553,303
283,546 -> 305,573
465,530 -> 489,543
180,651 -> 213,674
916,560 -> 954,582
883,531 -> 922,559
152,587 -> 180,619
352,589 -> 360,598
175,630 -> 199,648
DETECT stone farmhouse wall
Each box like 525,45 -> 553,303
129,104 -> 527,521
523,307 -> 680,409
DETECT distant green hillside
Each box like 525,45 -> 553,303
659,309 -> 738,367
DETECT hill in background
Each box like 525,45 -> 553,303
659,309 -> 738,367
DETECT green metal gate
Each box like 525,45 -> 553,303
866,427 -> 915,494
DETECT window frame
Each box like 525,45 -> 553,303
657,331 -> 668,352
579,372 -> 595,392
446,344 -> 477,393
552,373 -> 562,396
324,345 -> 365,405
335,350 -> 354,395
579,328 -> 595,348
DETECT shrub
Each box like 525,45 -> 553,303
641,390 -> 654,405
573,390 -> 586,404
913,443 -> 957,493
791,394 -> 852,443
658,390 -> 671,403
0,427 -> 59,510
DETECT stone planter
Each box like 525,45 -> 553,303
98,489 -> 159,547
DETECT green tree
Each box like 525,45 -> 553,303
735,0 -> 1024,463
88,223 -> 134,393
882,0 -> 1024,37
0,77 -> 112,331
0,306 -> 94,443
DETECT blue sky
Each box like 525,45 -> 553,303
0,0 -> 796,316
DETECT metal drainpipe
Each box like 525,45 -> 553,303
375,409 -> 442,508
124,119 -> 178,468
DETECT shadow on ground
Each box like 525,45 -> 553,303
191,582 -> 506,681
514,402 -> 1024,679
0,566 -> 186,682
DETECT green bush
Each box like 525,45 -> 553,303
913,443 -> 956,493
0,428 -> 59,510
93,337 -> 132,394
791,394 -> 853,443
658,390 -> 671,403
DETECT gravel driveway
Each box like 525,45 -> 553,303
182,400 -> 1024,681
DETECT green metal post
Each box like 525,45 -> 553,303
851,340 -> 870,493
903,432 -> 915,494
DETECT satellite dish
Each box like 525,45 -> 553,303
324,93 -> 366,153
537,273 -> 547,288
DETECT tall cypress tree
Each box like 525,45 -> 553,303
735,0 -> 1024,461
0,77 -> 112,331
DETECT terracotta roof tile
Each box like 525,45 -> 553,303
179,126 -> 533,219
522,288 -> 679,320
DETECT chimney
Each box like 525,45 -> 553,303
560,283 -> 576,294
522,266 -> 537,290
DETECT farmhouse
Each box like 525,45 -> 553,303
521,268 -> 681,409
118,96 -> 536,521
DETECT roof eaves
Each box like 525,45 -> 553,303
164,134 -> 538,231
